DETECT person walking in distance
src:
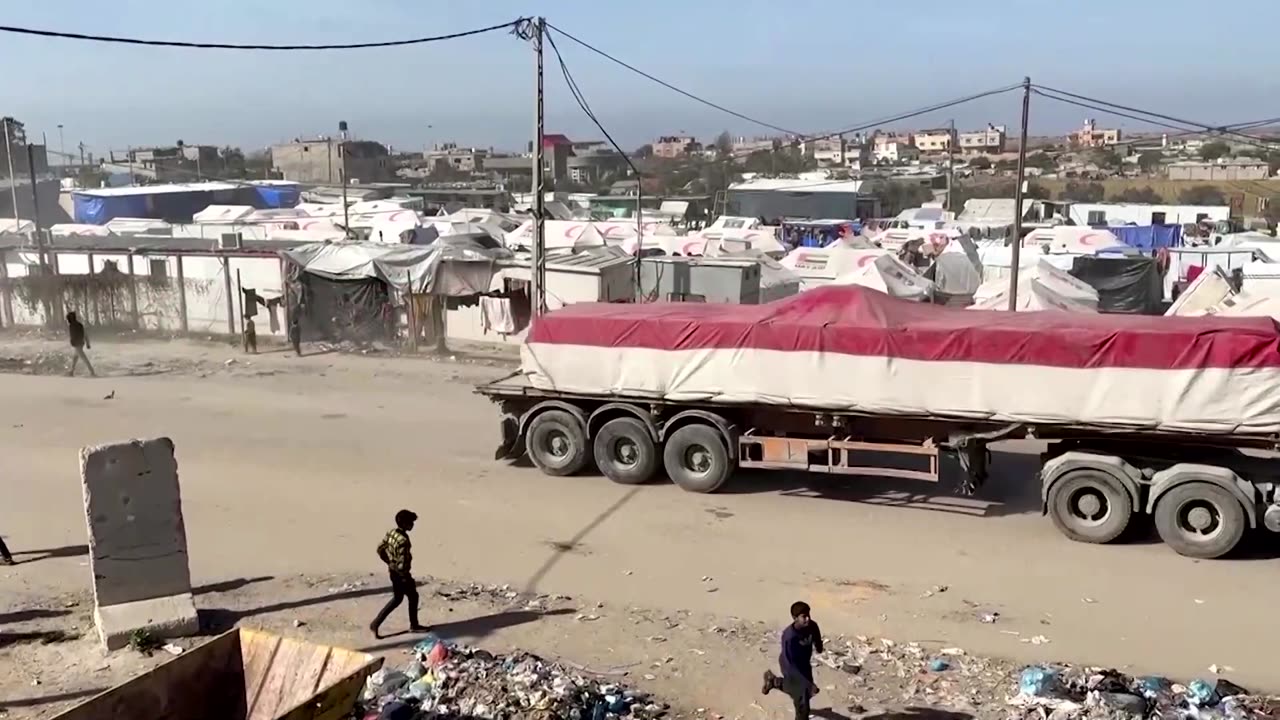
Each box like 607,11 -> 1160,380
762,601 -> 824,720
370,509 -> 426,639
66,311 -> 96,377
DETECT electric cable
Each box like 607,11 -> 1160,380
546,22 -> 800,136
0,19 -> 525,50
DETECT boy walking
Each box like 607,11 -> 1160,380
762,601 -> 824,720
370,509 -> 427,639
66,312 -> 96,377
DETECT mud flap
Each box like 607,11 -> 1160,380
494,414 -> 524,460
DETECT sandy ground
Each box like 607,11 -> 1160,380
1,332 -> 1277,717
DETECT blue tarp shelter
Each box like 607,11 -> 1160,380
72,181 -> 302,224
1110,224 -> 1182,251
253,182 -> 301,209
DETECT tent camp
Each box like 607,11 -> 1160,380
971,259 -> 1098,312
1022,226 -> 1125,254
830,253 -> 933,301
780,243 -> 892,289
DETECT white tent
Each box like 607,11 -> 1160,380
780,244 -> 892,289
1241,260 -> 1280,298
1022,226 -> 1124,254
971,259 -> 1098,312
1166,268 -> 1235,317
193,205 -> 255,223
831,254 -> 934,301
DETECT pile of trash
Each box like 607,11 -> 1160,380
356,635 -> 668,720
1010,665 -> 1280,719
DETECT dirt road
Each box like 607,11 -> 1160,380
1,336 -> 1276,715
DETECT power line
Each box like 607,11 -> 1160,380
1031,88 -> 1280,157
0,19 -> 525,50
545,22 -> 800,136
1033,83 -> 1280,151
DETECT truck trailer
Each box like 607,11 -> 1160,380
477,286 -> 1280,559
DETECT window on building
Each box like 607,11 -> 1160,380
1086,210 -> 1107,225
149,258 -> 168,278
1150,212 -> 1166,225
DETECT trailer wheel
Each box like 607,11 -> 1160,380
526,410 -> 589,476
593,417 -> 659,485
663,424 -> 732,493
1154,482 -> 1246,559
1047,469 -> 1132,544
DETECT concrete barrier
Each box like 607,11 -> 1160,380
80,437 -> 199,650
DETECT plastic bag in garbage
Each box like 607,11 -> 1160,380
362,669 -> 410,701
412,633 -> 443,658
1136,676 -> 1172,699
402,659 -> 425,681
1189,679 -> 1221,707
1019,666 -> 1063,697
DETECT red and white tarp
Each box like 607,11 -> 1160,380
523,286 -> 1280,435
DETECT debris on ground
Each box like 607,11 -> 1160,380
356,635 -> 668,719
1006,664 -> 1279,719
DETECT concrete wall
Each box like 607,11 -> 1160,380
81,438 -> 191,608
0,249 -> 284,335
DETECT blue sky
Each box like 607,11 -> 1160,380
3,0 -> 1278,158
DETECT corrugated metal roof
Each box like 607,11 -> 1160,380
728,178 -> 865,193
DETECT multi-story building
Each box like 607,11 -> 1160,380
732,136 -> 778,155
913,128 -> 955,153
805,135 -> 847,166
108,144 -> 220,182
271,138 -> 391,184
1069,119 -> 1121,148
423,143 -> 488,174
958,124 -> 1007,154
872,133 -> 918,164
652,135 -> 701,159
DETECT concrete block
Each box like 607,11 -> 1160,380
94,594 -> 200,651
81,437 -> 198,649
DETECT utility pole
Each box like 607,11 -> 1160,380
3,120 -> 19,224
339,122 -> 351,239
26,144 -> 52,325
531,16 -> 546,318
57,124 -> 64,169
1007,77 -> 1032,312
946,118 -> 955,213
127,146 -> 135,186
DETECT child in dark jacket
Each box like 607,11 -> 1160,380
762,601 -> 824,720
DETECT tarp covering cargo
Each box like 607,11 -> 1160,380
971,260 -> 1099,312
522,286 -> 1280,435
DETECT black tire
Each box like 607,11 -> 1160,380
1154,482 -> 1246,559
593,417 -> 659,485
663,424 -> 733,493
525,410 -> 589,476
1047,469 -> 1133,544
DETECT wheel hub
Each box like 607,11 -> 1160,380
547,431 -> 569,458
686,445 -> 712,473
1182,503 -> 1219,535
1070,488 -> 1109,524
615,438 -> 638,467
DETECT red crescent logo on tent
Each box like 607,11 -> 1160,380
1079,233 -> 1097,246
682,240 -> 704,255
857,254 -> 876,268
643,222 -> 657,232
302,220 -> 318,229
565,224 -> 582,238
389,210 -> 407,222
602,225 -> 629,240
